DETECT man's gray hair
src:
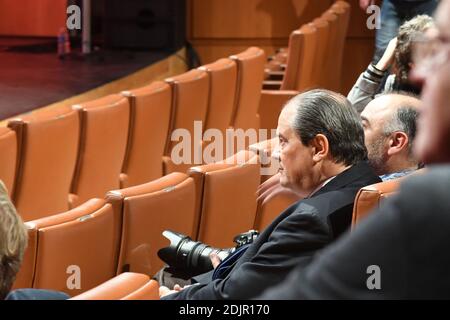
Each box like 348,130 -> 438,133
288,89 -> 368,166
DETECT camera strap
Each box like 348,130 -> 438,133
212,244 -> 251,280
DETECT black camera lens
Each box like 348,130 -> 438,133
158,230 -> 233,276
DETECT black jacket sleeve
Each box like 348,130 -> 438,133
163,203 -> 333,300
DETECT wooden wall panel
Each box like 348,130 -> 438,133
188,0 -> 376,95
0,0 -> 67,36
190,0 -> 333,39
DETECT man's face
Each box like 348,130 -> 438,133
361,97 -> 394,175
275,103 -> 316,195
413,0 -> 450,163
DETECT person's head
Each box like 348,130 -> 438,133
361,93 -> 421,175
275,89 -> 367,195
411,0 -> 450,163
395,15 -> 435,85
0,181 -> 27,300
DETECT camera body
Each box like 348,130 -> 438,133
157,230 -> 259,276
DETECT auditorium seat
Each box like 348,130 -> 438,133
230,47 -> 266,132
70,95 -> 130,208
106,172 -> 198,276
0,127 -> 17,196
188,150 -> 260,248
259,24 -> 319,131
310,17 -> 331,88
331,1 -> 351,92
18,199 -> 120,296
70,273 -> 159,300
164,69 -> 209,174
265,24 -> 318,92
352,178 -> 403,227
199,58 -> 237,133
121,81 -> 172,188
249,137 -> 279,180
254,173 -> 302,231
7,107 -> 79,221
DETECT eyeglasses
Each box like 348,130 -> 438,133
412,33 -> 450,73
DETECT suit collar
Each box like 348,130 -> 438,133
310,161 -> 374,198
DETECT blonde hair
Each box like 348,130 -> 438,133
0,181 -> 27,299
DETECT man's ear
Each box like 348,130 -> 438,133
387,131 -> 409,156
311,134 -> 329,162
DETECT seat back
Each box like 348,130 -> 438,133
230,47 -> 265,131
121,82 -> 172,188
330,1 -> 351,92
71,95 -> 130,208
107,172 -> 198,276
26,199 -> 120,296
0,127 -> 17,196
70,272 -> 159,300
199,58 -> 237,133
8,107 -> 79,221
282,24 -> 318,92
164,69 -> 209,174
352,178 -> 403,227
310,17 -> 330,88
254,185 -> 302,231
321,10 -> 339,91
189,151 -> 260,247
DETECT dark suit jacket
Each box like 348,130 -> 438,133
258,165 -> 450,299
164,161 -> 381,300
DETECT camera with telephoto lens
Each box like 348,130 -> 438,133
157,229 -> 259,276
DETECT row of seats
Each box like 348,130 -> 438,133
0,47 -> 266,222
13,150 -> 260,296
264,1 -> 350,92
258,1 -> 351,131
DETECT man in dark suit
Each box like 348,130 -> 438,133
258,0 -> 450,299
159,89 -> 381,299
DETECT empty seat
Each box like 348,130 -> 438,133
70,95 -> 130,208
199,58 -> 237,133
331,1 -> 351,92
7,107 -> 79,221
19,199 -> 121,296
351,178 -> 403,227
230,47 -> 266,131
189,150 -> 260,247
121,81 -> 172,188
164,69 -> 209,174
106,172 -> 198,276
254,173 -> 302,231
310,17 -> 331,89
0,127 -> 17,196
70,273 -> 159,300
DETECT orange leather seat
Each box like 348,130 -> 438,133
106,172 -> 198,276
7,107 -> 79,221
70,273 -> 159,300
254,172 -> 302,231
199,58 -> 237,133
230,47 -> 266,132
14,199 -> 121,296
70,95 -> 130,208
283,24 -> 318,92
351,178 -> 404,227
0,127 -> 17,196
189,151 -> 260,248
121,81 -> 172,188
164,69 -> 209,174
310,17 -> 331,89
